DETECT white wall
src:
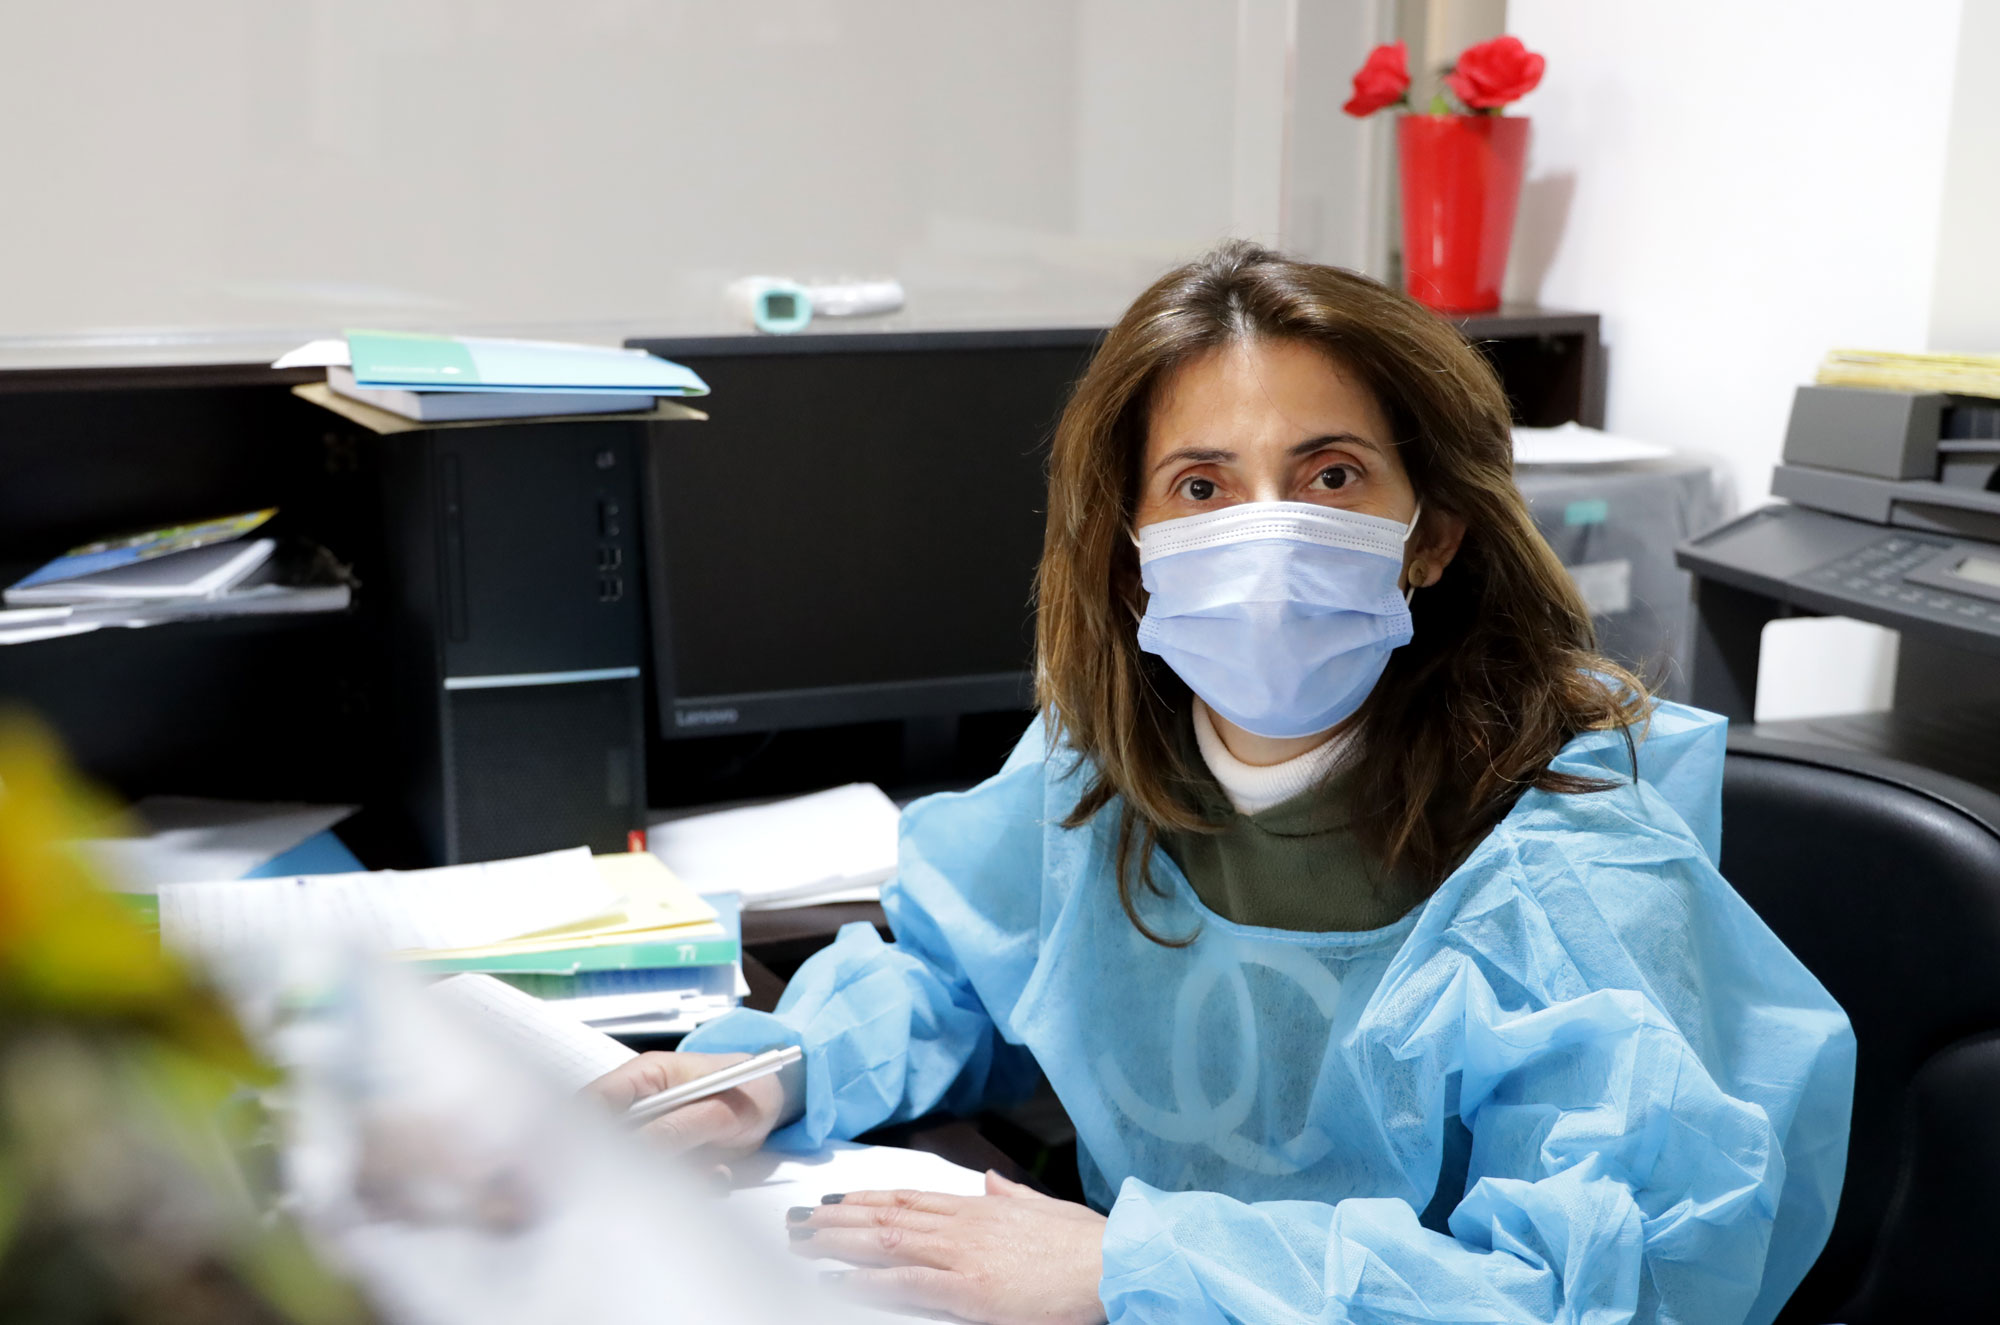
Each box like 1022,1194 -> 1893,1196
1928,0 -> 2000,351
1504,0 -> 1969,721
1506,0 -> 1963,509
1287,0 -> 1397,272
0,0 -> 1384,366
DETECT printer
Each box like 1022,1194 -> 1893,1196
1676,385 -> 2000,790
1770,386 -> 2000,543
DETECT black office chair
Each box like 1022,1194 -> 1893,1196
1720,732 -> 2000,1323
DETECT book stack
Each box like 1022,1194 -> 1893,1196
274,330 -> 709,423
1,509 -> 352,646
1817,348 -> 2000,400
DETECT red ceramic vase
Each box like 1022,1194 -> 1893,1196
1397,114 -> 1530,314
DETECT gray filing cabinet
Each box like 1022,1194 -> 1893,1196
1518,457 -> 1732,700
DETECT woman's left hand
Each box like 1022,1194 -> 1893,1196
788,1169 -> 1107,1325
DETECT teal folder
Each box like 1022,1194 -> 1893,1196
347,330 -> 708,396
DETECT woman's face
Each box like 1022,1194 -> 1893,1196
1135,336 -> 1460,587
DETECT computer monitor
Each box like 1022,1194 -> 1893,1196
628,329 -> 1103,738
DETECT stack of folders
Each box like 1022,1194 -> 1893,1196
272,330 -> 709,423
418,855 -> 750,1038
1817,348 -> 2000,400
156,849 -> 746,1038
2,509 -> 352,646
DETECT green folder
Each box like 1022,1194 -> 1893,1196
406,930 -> 740,977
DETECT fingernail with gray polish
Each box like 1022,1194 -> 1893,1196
820,1192 -> 845,1204
789,1226 -> 815,1242
786,1206 -> 813,1223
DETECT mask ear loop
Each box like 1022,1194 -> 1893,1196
1125,528 -> 1147,624
1402,500 -> 1424,607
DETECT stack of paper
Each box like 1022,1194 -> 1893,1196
413,852 -> 748,1037
158,845 -> 750,1038
1512,422 -> 1672,466
275,331 -> 709,422
158,847 -> 627,962
1817,347 -> 2000,399
648,784 -> 902,912
413,852 -> 729,971
501,893 -> 748,1036
1,509 -> 352,646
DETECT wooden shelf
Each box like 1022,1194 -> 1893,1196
1449,306 -> 1604,429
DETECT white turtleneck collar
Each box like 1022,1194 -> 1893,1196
1191,698 -> 1351,817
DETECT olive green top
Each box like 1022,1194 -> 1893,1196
1159,732 -> 1422,934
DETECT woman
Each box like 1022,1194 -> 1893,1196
591,243 -> 1855,1325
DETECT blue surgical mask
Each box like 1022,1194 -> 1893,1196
1134,500 -> 1420,740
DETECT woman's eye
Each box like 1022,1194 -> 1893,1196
1314,465 -> 1357,491
1183,476 -> 1217,501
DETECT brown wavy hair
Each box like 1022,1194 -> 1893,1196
1035,241 -> 1649,943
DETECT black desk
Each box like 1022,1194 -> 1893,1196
741,901 -> 890,981
708,933 -> 1045,1193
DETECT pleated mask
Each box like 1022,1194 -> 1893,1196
1135,500 -> 1419,739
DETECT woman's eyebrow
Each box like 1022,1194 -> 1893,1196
1150,445 -> 1234,474
1290,432 -> 1382,457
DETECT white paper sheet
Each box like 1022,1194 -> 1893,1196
649,784 -> 900,907
0,619 -> 98,645
550,971 -> 748,1026
426,973 -> 637,1093
744,883 -> 882,912
77,797 -> 356,892
271,337 -> 351,369
728,1142 -> 990,1321
1513,421 -> 1673,466
159,847 -> 617,961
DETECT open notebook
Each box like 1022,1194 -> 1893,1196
426,973 -> 638,1092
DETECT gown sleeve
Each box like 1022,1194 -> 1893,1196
679,729 -> 1051,1151
1099,788 -> 1856,1325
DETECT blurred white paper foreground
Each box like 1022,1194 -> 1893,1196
238,942 -> 873,1325
415,975 -> 991,1320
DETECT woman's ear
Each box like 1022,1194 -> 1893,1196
1409,510 -> 1467,588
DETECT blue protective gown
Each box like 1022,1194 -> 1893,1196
685,701 -> 1855,1325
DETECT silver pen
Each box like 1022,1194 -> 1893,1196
623,1044 -> 803,1125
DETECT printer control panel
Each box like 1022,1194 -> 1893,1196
1800,533 -> 2000,635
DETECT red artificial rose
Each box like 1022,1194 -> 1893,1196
1342,40 -> 1410,117
1444,35 -> 1545,110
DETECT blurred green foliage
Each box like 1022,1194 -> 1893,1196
0,713 -> 372,1323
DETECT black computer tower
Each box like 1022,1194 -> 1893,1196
326,396 -> 657,865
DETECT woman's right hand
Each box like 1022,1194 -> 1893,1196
582,1050 -> 786,1157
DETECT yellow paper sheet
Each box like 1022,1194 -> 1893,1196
413,852 -> 721,961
